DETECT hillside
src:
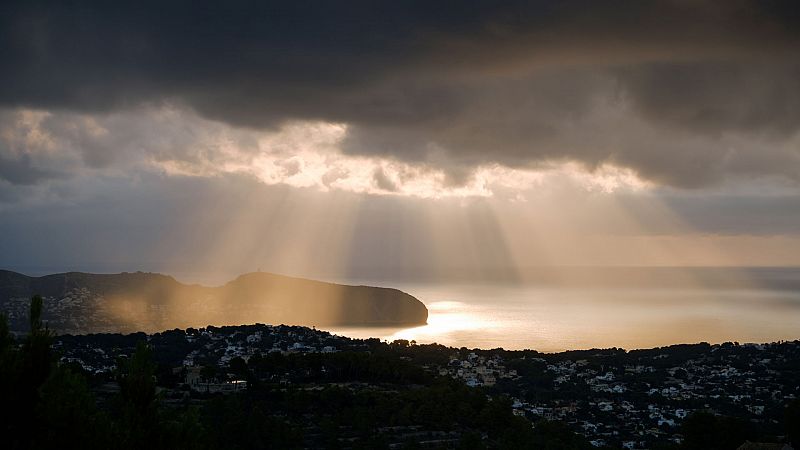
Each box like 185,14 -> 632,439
0,270 -> 428,334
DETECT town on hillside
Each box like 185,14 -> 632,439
52,323 -> 800,449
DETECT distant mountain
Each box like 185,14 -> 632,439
0,270 -> 428,334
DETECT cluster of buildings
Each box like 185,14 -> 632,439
457,342 -> 799,448
2,289 -> 117,335
53,324 -> 357,377
180,325 -> 343,367
438,351 -> 519,387
49,324 -> 800,449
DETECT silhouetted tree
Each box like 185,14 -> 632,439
0,312 -> 20,445
1,296 -> 111,449
680,411 -> 753,450
116,342 -> 159,449
200,364 -> 218,382
34,366 -> 112,449
786,399 -> 800,447
458,431 -> 486,450
0,312 -> 11,351
229,356 -> 249,380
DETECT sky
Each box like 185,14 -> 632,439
1,1 -> 800,285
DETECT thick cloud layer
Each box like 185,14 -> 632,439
2,0 -> 800,186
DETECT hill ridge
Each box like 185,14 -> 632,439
0,270 -> 428,334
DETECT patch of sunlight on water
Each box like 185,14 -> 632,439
327,285 -> 800,352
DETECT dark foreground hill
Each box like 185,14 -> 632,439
0,270 -> 428,334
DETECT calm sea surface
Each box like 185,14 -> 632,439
328,283 -> 800,352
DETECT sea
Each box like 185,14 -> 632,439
328,268 -> 800,352
11,265 -> 800,352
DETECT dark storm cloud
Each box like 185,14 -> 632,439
2,0 -> 800,187
617,62 -> 800,136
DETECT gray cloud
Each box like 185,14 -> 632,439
373,167 -> 398,192
274,158 -> 301,177
0,106 -> 266,190
2,1 -> 800,187
0,153 -> 58,185
616,62 -> 800,136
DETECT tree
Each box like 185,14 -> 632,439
200,364 -> 218,382
459,431 -> 486,450
116,342 -> 159,449
29,294 -> 44,332
1,296 -> 111,449
680,412 -> 753,450
229,356 -> 249,380
786,399 -> 800,447
34,366 -> 112,449
0,312 -> 11,351
24,295 -> 53,389
0,312 -> 20,444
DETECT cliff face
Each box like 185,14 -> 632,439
0,270 -> 428,334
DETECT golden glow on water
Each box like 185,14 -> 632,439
386,301 -> 493,342
329,286 -> 800,352
147,144 -> 799,349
